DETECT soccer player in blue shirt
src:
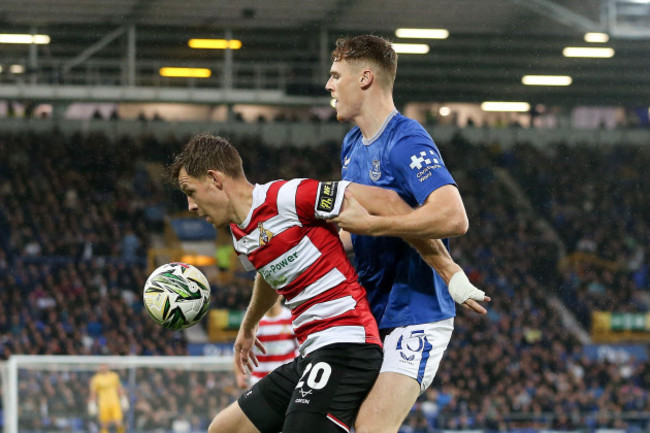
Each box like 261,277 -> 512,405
326,35 -> 490,433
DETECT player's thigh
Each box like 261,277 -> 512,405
208,401 -> 260,433
99,404 -> 120,424
110,404 -> 123,423
284,411 -> 344,433
380,319 -> 453,392
283,343 -> 382,433
238,359 -> 300,433
355,371 -> 420,433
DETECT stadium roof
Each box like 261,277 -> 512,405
1,0 -> 649,107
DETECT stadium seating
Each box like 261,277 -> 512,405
1,129 -> 648,432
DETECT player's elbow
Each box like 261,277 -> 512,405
448,213 -> 469,237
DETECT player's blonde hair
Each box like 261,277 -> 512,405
331,35 -> 398,90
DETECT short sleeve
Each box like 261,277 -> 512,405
389,136 -> 455,205
312,180 -> 351,219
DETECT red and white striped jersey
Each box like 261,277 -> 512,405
230,178 -> 381,355
250,306 -> 299,383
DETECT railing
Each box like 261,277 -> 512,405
0,57 -> 298,91
2,118 -> 650,149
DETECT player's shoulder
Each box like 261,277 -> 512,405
386,114 -> 438,154
390,113 -> 432,142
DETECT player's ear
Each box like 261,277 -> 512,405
359,69 -> 373,89
207,169 -> 224,189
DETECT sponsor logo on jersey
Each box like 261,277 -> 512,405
343,155 -> 351,169
316,181 -> 338,212
369,159 -> 382,181
260,251 -> 299,284
408,150 -> 442,182
295,387 -> 312,404
258,222 -> 274,246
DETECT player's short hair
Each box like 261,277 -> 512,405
168,134 -> 244,183
331,35 -> 398,89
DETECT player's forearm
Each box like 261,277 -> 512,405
406,238 -> 461,284
347,183 -> 468,238
363,207 -> 467,238
240,274 -> 279,334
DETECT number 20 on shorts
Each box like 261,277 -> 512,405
296,362 -> 332,390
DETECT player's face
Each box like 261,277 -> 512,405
178,167 -> 230,228
326,60 -> 363,122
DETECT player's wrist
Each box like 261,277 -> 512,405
366,215 -> 391,236
237,323 -> 258,339
448,271 -> 484,304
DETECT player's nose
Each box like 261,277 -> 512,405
325,77 -> 334,92
187,197 -> 198,212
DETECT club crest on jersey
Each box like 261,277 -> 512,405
316,181 -> 338,212
258,222 -> 274,246
369,159 -> 382,181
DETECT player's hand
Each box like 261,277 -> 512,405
328,190 -> 375,235
234,330 -> 266,375
460,297 -> 491,314
120,395 -> 130,411
235,371 -> 249,389
448,271 -> 491,315
88,401 -> 97,416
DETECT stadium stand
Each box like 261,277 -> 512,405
1,128 -> 649,432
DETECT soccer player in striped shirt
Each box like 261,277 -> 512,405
234,298 -> 298,388
170,134 -> 382,433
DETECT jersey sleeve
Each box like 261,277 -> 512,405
294,179 -> 351,221
389,135 -> 456,205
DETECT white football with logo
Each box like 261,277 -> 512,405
143,262 -> 211,330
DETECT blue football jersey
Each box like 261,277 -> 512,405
341,111 -> 457,329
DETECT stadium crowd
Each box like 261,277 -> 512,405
1,130 -> 649,432
502,142 -> 649,327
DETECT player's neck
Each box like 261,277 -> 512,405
230,181 -> 255,226
356,97 -> 396,140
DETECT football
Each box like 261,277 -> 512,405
143,262 -> 211,330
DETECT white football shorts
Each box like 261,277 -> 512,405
380,318 -> 454,394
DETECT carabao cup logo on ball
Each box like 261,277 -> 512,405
143,262 -> 211,330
